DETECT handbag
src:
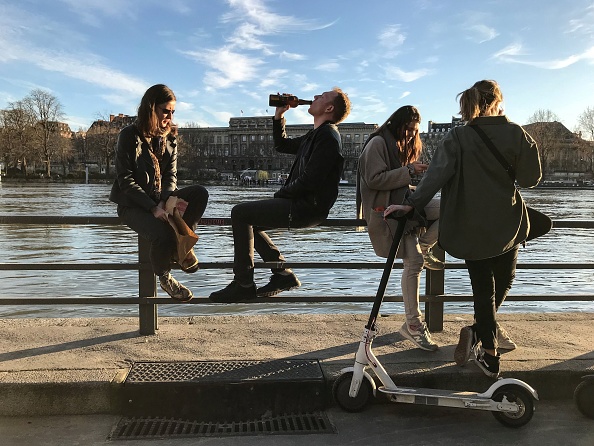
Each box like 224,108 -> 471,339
165,196 -> 199,271
469,125 -> 552,241
526,206 -> 552,241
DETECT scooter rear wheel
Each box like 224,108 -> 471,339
574,377 -> 594,419
332,371 -> 373,412
491,384 -> 535,427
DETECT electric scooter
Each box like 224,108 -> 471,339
332,212 -> 538,427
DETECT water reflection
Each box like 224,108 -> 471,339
0,182 -> 593,317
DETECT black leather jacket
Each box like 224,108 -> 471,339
109,124 -> 177,211
272,118 -> 344,214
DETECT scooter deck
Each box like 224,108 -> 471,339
378,385 -> 481,398
378,386 -> 497,410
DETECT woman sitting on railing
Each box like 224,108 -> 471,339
109,84 -> 209,302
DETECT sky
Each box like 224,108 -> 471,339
1,0 -> 593,134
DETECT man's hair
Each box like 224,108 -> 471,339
331,87 -> 351,124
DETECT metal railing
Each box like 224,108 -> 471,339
1,215 -> 593,335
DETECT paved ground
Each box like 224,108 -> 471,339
1,399 -> 593,446
0,312 -> 592,417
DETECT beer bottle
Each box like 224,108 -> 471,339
269,94 -> 313,107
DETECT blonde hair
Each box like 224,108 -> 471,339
331,87 -> 351,124
457,80 -> 503,122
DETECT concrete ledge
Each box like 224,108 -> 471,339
0,313 -> 592,416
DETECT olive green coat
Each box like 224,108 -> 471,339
407,116 -> 541,260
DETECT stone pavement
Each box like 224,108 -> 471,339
0,312 -> 592,416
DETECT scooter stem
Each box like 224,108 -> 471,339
349,327 -> 397,397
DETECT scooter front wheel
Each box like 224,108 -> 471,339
574,376 -> 594,419
491,384 -> 535,428
332,371 -> 373,412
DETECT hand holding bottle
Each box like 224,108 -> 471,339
269,94 -> 312,107
270,93 -> 312,119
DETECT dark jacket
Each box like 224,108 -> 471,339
109,124 -> 177,211
407,115 -> 541,260
272,117 -> 344,214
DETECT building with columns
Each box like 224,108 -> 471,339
178,116 -> 378,183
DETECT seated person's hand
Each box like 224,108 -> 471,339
151,205 -> 169,221
384,204 -> 412,218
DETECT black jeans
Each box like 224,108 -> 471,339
118,185 -> 209,276
465,245 -> 519,350
231,198 -> 327,285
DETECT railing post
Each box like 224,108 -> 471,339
425,245 -> 445,332
138,237 -> 157,335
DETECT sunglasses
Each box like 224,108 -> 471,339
158,107 -> 175,116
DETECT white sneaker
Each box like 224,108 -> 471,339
496,322 -> 517,350
399,322 -> 438,351
159,272 -> 193,302
420,245 -> 445,270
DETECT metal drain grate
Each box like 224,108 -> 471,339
120,360 -> 327,420
125,359 -> 323,383
108,412 -> 336,440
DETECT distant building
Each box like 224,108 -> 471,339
178,116 -> 377,182
426,117 -> 464,136
523,121 -> 594,180
82,114 -> 592,182
419,117 -> 464,162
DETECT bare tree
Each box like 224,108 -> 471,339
420,135 -> 440,163
0,101 -> 37,175
23,89 -> 65,177
55,135 -> 74,176
577,106 -> 594,141
525,109 -> 561,175
86,113 -> 121,176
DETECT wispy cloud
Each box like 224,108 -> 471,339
383,65 -> 431,82
353,94 -> 390,120
200,105 -> 234,125
0,3 -> 147,101
0,33 -> 147,96
184,0 -> 336,90
468,24 -> 498,43
222,0 -> 333,33
58,0 -> 135,27
493,43 -> 594,69
280,51 -> 307,61
378,25 -> 406,48
567,4 -> 594,35
459,11 -> 498,44
300,82 -> 319,92
184,47 -> 264,90
315,61 -> 340,72
492,43 -> 525,60
259,69 -> 290,88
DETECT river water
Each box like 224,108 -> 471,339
1,182 -> 593,318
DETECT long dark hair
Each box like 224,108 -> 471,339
136,84 -> 176,138
367,105 -> 422,165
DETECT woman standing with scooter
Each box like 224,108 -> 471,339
385,80 -> 541,377
358,105 -> 443,352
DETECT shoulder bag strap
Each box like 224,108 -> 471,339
469,125 -> 516,182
